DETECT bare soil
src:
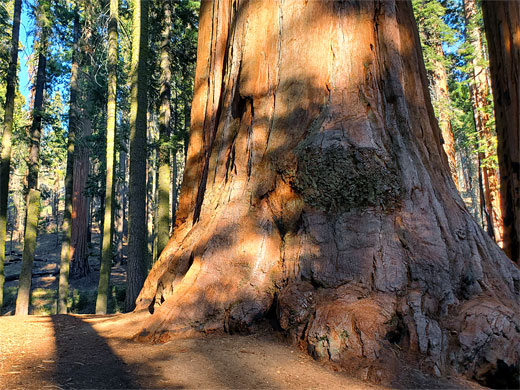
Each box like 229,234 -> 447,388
0,313 -> 387,390
0,236 -> 484,389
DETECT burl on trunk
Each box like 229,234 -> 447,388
136,0 -> 519,384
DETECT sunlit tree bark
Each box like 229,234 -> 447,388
481,0 -> 520,263
58,4 -> 80,313
134,0 -> 519,383
0,0 -> 22,311
16,22 -> 49,316
96,0 -> 118,314
430,44 -> 459,190
463,0 -> 504,247
157,0 -> 173,258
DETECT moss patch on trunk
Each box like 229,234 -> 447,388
293,145 -> 401,213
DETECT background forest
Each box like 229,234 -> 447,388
0,0 -> 512,315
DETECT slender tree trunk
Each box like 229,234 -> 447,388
58,6 -> 80,313
16,27 -> 49,315
157,0 -> 173,258
146,112 -> 156,264
69,118 -> 92,278
126,0 -> 149,312
53,176 -> 60,247
481,0 -> 520,263
135,1 -> 520,384
115,149 -> 126,263
463,0 -> 504,247
170,147 -> 178,228
0,0 -> 22,312
96,0 -> 118,314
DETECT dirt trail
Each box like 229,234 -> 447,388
0,313 -> 386,389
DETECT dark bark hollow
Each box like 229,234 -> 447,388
136,0 -> 520,384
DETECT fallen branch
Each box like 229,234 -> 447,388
5,270 -> 59,282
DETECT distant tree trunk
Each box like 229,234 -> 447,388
126,0 -> 149,312
429,44 -> 459,190
115,149 -> 127,263
16,25 -> 49,316
157,0 -> 173,257
0,0 -> 22,312
481,0 -> 520,263
463,0 -> 504,247
96,0 -> 118,314
146,112 -> 157,264
58,6 -> 80,313
52,176 -> 60,247
135,1 -> 520,385
69,118 -> 91,278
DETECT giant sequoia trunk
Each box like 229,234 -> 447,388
481,0 -> 520,263
463,0 -> 504,247
136,0 -> 520,384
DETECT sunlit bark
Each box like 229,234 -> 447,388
96,0 -> 118,314
16,24 -> 49,315
157,0 -> 173,258
136,0 -> 519,384
463,0 -> 504,247
482,0 -> 520,262
0,0 -> 22,311
58,5 -> 80,313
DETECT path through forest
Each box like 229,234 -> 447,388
0,313 -> 482,389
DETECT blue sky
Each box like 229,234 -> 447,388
18,3 -> 33,107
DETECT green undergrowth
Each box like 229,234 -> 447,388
1,285 -> 126,315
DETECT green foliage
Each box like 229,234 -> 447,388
413,0 -> 456,71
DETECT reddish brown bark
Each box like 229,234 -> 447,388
136,0 -> 520,384
430,44 -> 459,190
481,0 -> 520,263
463,0 -> 504,248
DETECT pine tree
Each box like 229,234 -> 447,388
58,2 -> 80,314
413,0 -> 459,190
96,0 -> 119,314
15,3 -> 51,315
157,0 -> 173,259
125,0 -> 149,312
0,0 -> 22,311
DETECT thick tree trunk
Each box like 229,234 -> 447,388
136,0 -> 520,385
463,0 -> 504,248
481,0 -> 520,263
16,27 -> 48,315
126,0 -> 149,311
58,6 -> 80,313
0,0 -> 22,311
96,0 -> 118,314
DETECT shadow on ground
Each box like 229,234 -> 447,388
50,315 -> 182,389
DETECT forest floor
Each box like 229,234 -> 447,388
1,233 -> 483,389
2,231 -> 127,315
0,312 -> 483,390
0,312 -> 385,389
